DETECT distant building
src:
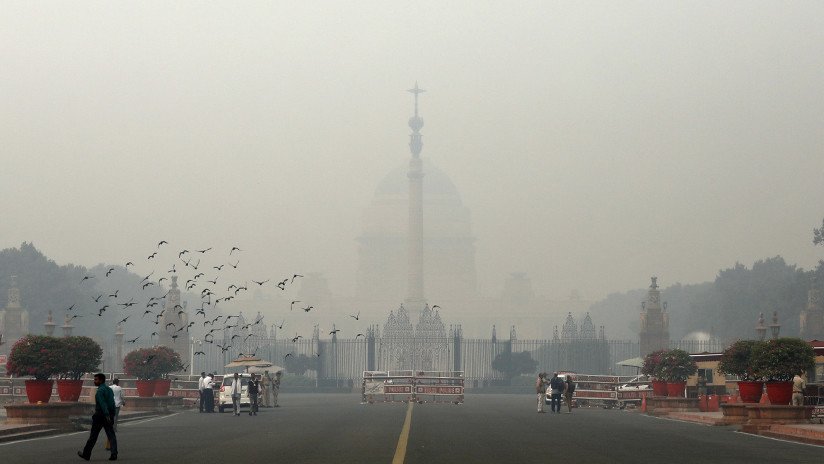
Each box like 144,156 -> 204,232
639,276 -> 669,356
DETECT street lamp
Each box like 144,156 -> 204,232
755,313 -> 767,341
189,337 -> 201,376
769,311 -> 781,339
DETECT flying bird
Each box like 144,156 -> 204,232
167,265 -> 176,274
196,248 -> 212,254
350,312 -> 360,321
302,305 -> 314,313
291,334 -> 302,342
125,262 -> 134,268
80,275 -> 94,284
194,351 -> 206,356
355,333 -> 365,339
291,274 -> 304,284
147,252 -> 157,259
126,336 -> 140,343
105,268 -> 115,277
329,329 -> 341,335
97,305 -> 109,316
229,261 -> 239,269
119,315 -> 131,324
213,265 -> 224,271
230,246 -> 242,254
157,240 -> 168,248
64,304 -> 75,312
290,301 -> 301,311
432,305 -> 441,310
252,279 -> 269,286
142,282 -> 155,290
178,250 -> 189,258
276,320 -> 285,329
284,353 -> 293,359
108,290 -> 119,299
93,294 -> 103,302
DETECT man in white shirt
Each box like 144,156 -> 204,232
203,373 -> 215,413
198,372 -> 207,413
106,378 -> 125,451
230,373 -> 242,416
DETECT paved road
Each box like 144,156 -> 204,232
2,394 -> 822,463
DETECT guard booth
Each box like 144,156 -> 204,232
362,370 -> 464,404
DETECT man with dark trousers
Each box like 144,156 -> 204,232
78,373 -> 118,461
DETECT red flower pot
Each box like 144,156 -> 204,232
24,379 -> 54,404
652,380 -> 668,397
154,379 -> 171,397
666,381 -> 686,398
56,379 -> 84,402
737,381 -> 764,403
765,381 -> 793,405
135,380 -> 156,397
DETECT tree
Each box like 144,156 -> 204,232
814,218 -> 824,246
491,351 -> 538,382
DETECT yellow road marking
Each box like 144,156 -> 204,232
392,401 -> 414,464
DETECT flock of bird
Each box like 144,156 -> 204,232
64,240 -> 375,366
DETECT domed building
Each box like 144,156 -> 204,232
355,159 -> 478,304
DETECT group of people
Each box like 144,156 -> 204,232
536,372 -> 575,414
199,370 -> 281,415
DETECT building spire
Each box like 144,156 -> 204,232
407,82 -> 425,157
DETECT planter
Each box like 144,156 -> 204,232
24,380 -> 54,404
737,381 -> 764,403
666,381 -> 686,398
135,380 -> 156,398
765,381 -> 793,405
154,379 -> 172,397
652,380 -> 668,397
56,379 -> 84,402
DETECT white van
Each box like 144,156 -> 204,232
218,373 -> 252,413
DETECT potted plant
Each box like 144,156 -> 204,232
5,335 -> 63,403
124,347 -> 161,397
751,337 -> 815,405
642,350 -> 667,396
717,339 -> 765,403
123,346 -> 184,397
151,346 -> 184,396
658,349 -> 697,397
56,336 -> 102,401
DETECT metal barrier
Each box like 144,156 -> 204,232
362,370 -> 464,404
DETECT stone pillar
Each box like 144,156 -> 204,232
62,314 -> 74,337
800,289 -> 823,340
114,323 -> 124,374
405,83 -> 427,314
43,310 -> 56,336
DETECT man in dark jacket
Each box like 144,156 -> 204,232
78,373 -> 118,461
248,374 -> 260,416
549,372 -> 565,414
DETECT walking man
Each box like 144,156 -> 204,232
549,372 -> 564,413
248,374 -> 259,415
198,372 -> 207,413
536,372 -> 547,413
78,373 -> 117,461
230,373 -> 242,416
105,378 -> 125,452
792,372 -> 806,406
564,375 -> 575,414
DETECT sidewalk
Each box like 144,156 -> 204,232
0,407 -> 166,443
663,410 -> 824,446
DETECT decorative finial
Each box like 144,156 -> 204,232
407,82 -> 425,157
650,276 -> 658,289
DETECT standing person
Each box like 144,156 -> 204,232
536,373 -> 547,413
105,378 -> 125,452
792,372 -> 806,406
247,374 -> 259,416
261,370 -> 272,408
77,373 -> 117,461
230,373 -> 242,416
203,373 -> 215,412
549,372 -> 564,414
564,375 -> 575,414
272,371 -> 281,407
198,372 -> 207,413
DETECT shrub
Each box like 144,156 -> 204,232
751,337 -> 815,382
59,336 -> 103,380
657,349 -> 697,382
641,350 -> 665,378
5,335 -> 64,380
123,346 -> 184,380
717,339 -> 764,381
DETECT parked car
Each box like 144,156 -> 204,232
616,375 -> 652,392
218,373 -> 252,413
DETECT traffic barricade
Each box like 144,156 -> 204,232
413,371 -> 464,404
362,370 -> 414,404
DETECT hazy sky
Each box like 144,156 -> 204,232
2,1 -> 823,302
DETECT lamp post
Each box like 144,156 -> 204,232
756,313 -> 767,341
190,337 -> 201,376
769,311 -> 781,339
